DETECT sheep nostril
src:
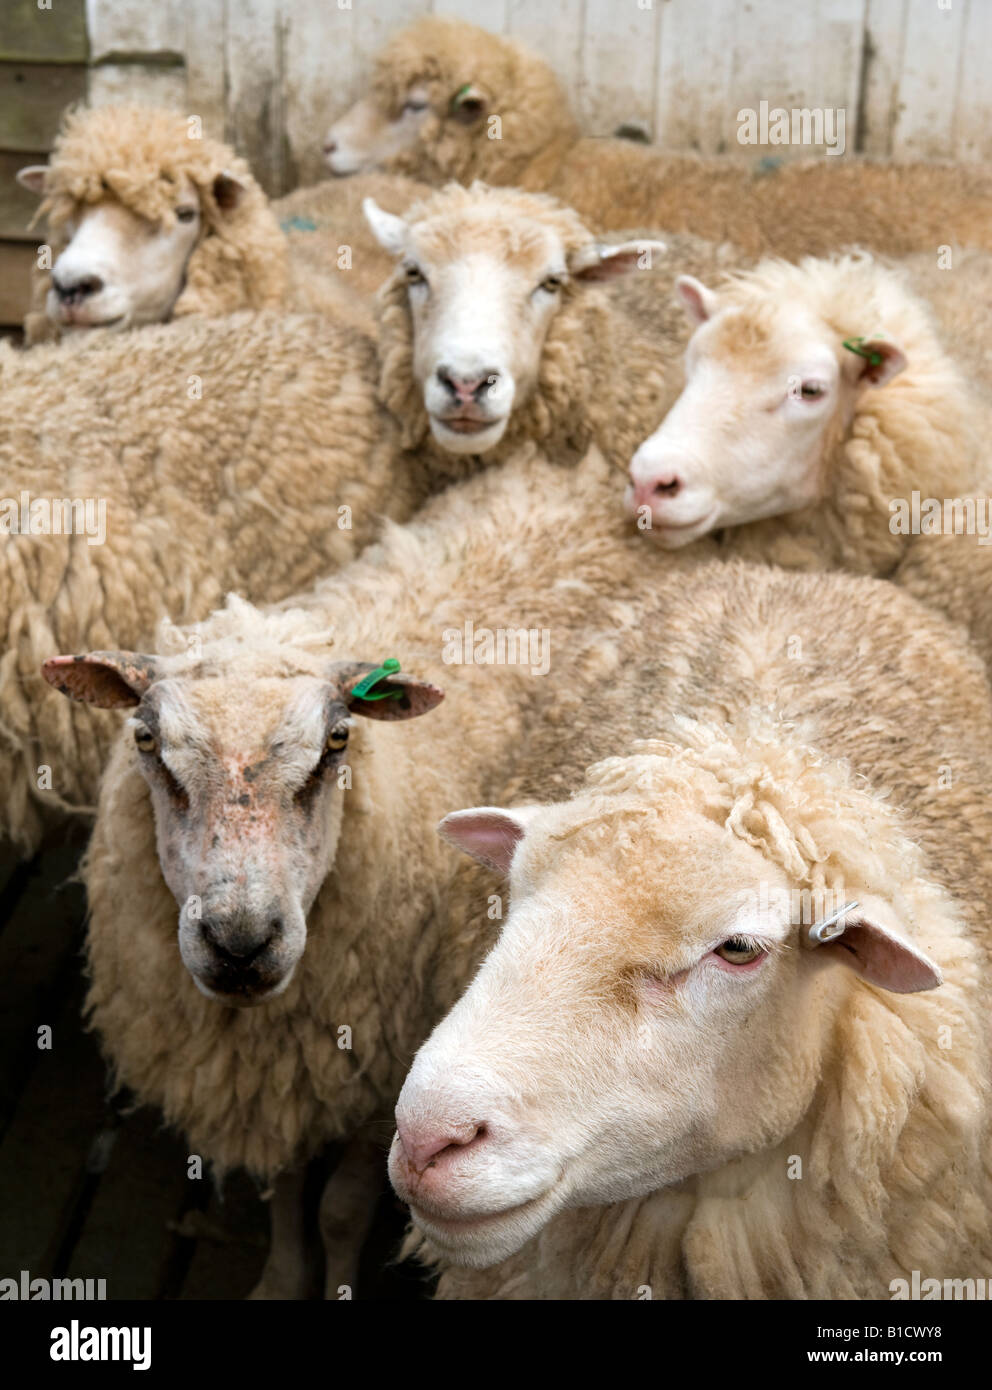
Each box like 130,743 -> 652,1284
652,475 -> 682,498
323,140 -> 337,155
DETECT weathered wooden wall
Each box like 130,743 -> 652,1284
0,0 -> 988,325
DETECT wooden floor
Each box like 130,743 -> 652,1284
0,831 -> 428,1300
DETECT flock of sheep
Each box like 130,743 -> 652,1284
5,15 -> 992,1300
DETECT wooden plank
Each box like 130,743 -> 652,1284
655,0 -> 739,155
0,0 -> 87,64
891,0 -> 965,160
0,844 -> 85,1133
282,1 -> 356,190
508,0 -> 586,130
355,0 -> 431,75
86,0 -> 185,62
225,0 -> 285,196
0,241 -> 38,326
0,978 -> 108,1276
433,0 -> 507,30
184,2 -> 227,144
577,0 -> 659,137
178,1172 -> 269,1300
87,63 -> 187,111
0,150 -> 46,240
860,0 -> 909,157
955,0 -> 992,162
67,1107 -> 191,1300
0,63 -> 88,151
813,0 -> 866,151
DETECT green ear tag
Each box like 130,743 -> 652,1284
842,336 -> 883,368
351,657 -> 403,701
450,83 -> 473,111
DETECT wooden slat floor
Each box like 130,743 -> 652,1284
0,832 -> 429,1301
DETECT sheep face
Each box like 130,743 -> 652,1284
367,189 -> 664,456
41,649 -> 443,1009
323,86 -> 433,176
390,789 -> 941,1269
627,275 -> 906,546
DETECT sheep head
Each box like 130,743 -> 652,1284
323,15 -> 577,184
17,104 -> 288,340
42,643 -> 442,1009
389,733 -> 950,1271
368,182 -> 665,466
626,254 -> 917,551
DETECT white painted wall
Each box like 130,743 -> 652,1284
83,0 -> 989,194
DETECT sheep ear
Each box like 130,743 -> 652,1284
438,806 -> 541,874
850,338 -> 907,389
16,165 -> 47,196
212,171 -> 246,212
810,898 -> 942,994
571,239 -> 667,282
449,83 -> 489,124
342,666 -> 444,722
41,652 -> 158,708
677,275 -> 720,325
363,197 -> 408,256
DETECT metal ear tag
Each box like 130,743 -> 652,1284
808,900 -> 860,945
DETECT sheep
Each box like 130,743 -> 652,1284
895,531 -> 992,673
324,15 -> 992,258
42,441 -> 724,1296
388,558 -> 992,1299
363,182 -> 733,473
0,309 -> 411,851
626,253 -> 990,586
14,105 -> 408,343
1,182 -> 711,855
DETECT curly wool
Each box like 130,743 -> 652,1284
0,309 -> 422,852
25,105 -> 288,342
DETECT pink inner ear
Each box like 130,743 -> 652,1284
836,922 -> 942,993
439,811 -> 526,874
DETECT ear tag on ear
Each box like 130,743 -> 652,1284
808,899 -> 860,945
450,83 -> 473,111
351,657 -> 403,701
842,337 -> 883,368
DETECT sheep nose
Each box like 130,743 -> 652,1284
323,138 -> 337,156
200,916 -> 281,965
52,272 -> 104,304
632,473 -> 683,509
436,365 -> 500,404
395,1114 -> 487,1175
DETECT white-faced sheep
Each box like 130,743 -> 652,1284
627,253 -> 989,586
324,15 -> 992,258
2,181 -> 712,855
15,105 -> 413,343
390,559 -> 992,1299
44,443 -> 720,1296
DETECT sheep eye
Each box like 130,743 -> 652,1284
404,263 -> 426,286
325,724 -> 349,753
714,936 -> 765,965
403,98 -> 428,114
133,727 -> 158,755
800,382 -> 825,399
538,275 -> 563,294
176,206 -> 197,223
